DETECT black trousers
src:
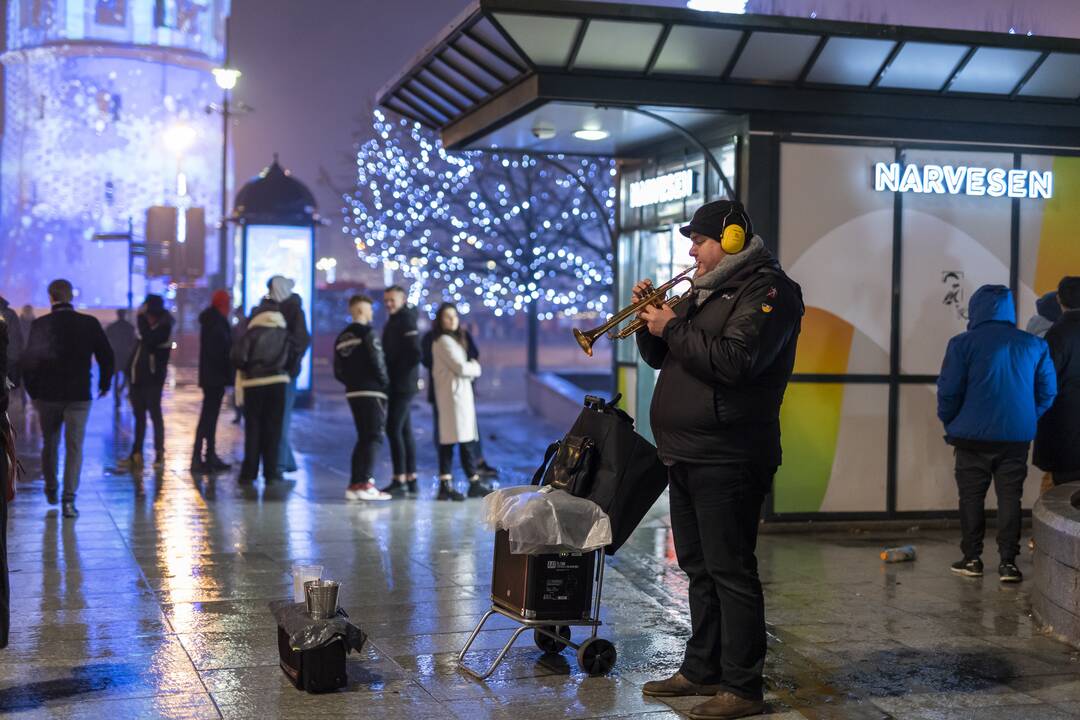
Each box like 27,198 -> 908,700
431,401 -> 483,463
438,441 -> 477,479
240,383 -> 286,481
385,393 -> 416,476
348,396 -> 386,485
0,446 -> 8,649
954,445 -> 1028,562
194,385 -> 226,460
1051,468 -> 1080,486
130,383 -> 165,457
669,462 -> 771,702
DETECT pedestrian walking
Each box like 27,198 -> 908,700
1025,291 -> 1061,339
232,300 -> 295,485
105,309 -> 136,408
21,279 -> 115,518
1034,277 -> 1080,487
118,295 -> 173,470
17,305 -> 34,344
334,295 -> 391,502
192,290 -> 233,473
634,201 -> 802,720
431,303 -> 492,501
0,296 -> 22,391
938,284 -> 1056,584
379,286 -> 421,498
0,315 -> 14,648
253,277 -> 310,474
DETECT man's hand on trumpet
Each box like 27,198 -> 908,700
632,278 -> 677,337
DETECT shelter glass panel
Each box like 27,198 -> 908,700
492,13 -> 581,67
775,383 -> 888,513
779,142 -> 894,375
730,31 -> 820,82
651,25 -> 743,76
573,20 -> 663,73
899,149 -> 1012,376
1018,53 -> 1080,99
878,42 -> 969,91
806,37 -> 896,86
1018,154 -> 1080,327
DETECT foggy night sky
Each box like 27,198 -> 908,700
229,0 -> 471,286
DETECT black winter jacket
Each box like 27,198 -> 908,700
421,328 -> 479,403
22,304 -> 115,402
383,306 -> 422,395
231,309 -> 292,382
198,307 -> 233,388
254,295 -> 310,378
0,296 -> 23,387
128,311 -> 173,386
1035,311 -> 1080,472
638,256 -> 803,467
334,323 -> 389,396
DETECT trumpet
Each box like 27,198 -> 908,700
573,265 -> 697,356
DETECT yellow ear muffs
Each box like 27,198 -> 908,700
720,223 -> 746,254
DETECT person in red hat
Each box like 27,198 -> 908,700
192,290 -> 234,473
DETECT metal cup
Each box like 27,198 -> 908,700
304,579 -> 340,619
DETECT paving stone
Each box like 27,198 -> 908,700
4,381 -> 1078,719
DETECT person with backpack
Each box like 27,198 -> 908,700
232,299 -> 295,485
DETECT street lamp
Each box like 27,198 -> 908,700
316,256 -> 338,285
212,67 -> 241,91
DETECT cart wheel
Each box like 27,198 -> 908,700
577,638 -> 616,675
534,625 -> 572,654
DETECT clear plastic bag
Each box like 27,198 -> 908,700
483,486 -> 612,554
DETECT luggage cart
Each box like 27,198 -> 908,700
457,546 -> 617,680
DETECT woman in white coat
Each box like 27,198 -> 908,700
431,303 -> 493,501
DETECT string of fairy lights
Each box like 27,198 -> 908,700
341,110 -> 616,318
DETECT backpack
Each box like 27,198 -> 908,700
532,394 -> 668,554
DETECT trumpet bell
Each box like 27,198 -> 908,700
573,328 -> 596,357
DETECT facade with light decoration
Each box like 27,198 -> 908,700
1,0 -> 229,306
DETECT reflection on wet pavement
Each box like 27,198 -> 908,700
4,382 -> 1079,718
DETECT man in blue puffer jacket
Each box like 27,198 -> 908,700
937,284 -> 1056,583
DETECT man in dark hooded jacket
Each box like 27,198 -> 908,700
0,297 -> 22,390
938,284 -> 1056,584
192,290 -> 233,472
635,200 -> 802,720
119,294 -> 174,470
1035,277 -> 1080,487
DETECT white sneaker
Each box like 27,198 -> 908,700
345,483 -> 392,502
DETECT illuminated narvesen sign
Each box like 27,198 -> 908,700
874,163 -> 1053,199
629,169 -> 695,208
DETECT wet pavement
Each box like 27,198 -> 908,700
4,379 -> 1080,719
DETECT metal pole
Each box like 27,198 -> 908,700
218,15 -> 232,290
127,217 -> 134,309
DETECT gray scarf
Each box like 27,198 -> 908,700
691,235 -> 769,306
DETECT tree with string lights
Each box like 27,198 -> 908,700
339,110 -> 616,370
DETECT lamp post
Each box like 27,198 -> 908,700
212,15 -> 242,291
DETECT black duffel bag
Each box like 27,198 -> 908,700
533,394 -> 668,555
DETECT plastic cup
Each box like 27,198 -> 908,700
292,564 -> 323,603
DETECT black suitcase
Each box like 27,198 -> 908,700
277,624 -> 347,693
491,529 -> 595,621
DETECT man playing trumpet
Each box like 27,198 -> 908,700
636,200 -> 803,720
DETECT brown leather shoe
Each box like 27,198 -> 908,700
688,692 -> 766,719
641,672 -> 724,697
